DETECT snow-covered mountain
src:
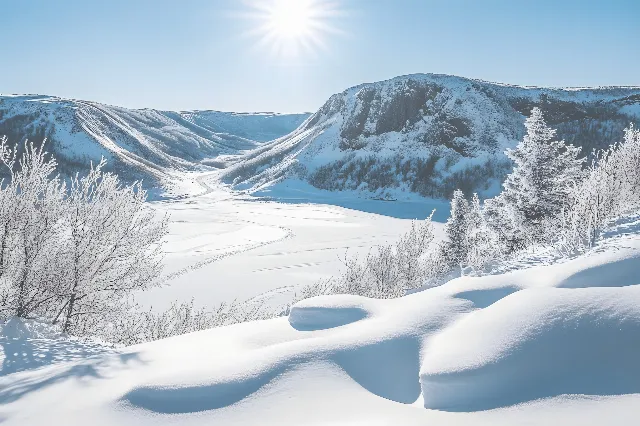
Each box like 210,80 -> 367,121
5,75 -> 640,202
222,74 -> 640,200
0,95 -> 309,193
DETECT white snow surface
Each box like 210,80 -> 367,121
141,175 -> 435,310
2,183 -> 640,424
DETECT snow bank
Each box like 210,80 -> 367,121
420,286 -> 640,411
288,295 -> 375,330
3,209 -> 640,425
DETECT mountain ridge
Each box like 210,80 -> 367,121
0,94 -> 310,196
3,73 -> 640,201
221,73 -> 640,200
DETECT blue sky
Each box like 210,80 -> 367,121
1,0 -> 638,113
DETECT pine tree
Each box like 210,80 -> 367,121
502,107 -> 585,237
443,189 -> 470,268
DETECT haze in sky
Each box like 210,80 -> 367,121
1,0 -> 638,112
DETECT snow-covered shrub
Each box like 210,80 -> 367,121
299,214 -> 437,300
0,137 -> 168,339
108,298 -> 274,345
396,215 -> 436,289
562,125 -> 640,249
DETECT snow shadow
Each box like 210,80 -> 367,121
0,319 -> 113,377
284,198 -> 450,221
421,311 -> 640,411
332,336 -> 422,404
121,361 -> 292,414
453,286 -> 520,309
123,334 -> 423,414
558,256 -> 640,288
288,306 -> 369,331
250,185 -> 450,220
0,352 -> 143,405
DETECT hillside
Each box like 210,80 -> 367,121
221,74 -> 640,200
0,95 -> 309,195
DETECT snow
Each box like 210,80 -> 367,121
2,85 -> 640,424
141,177 -> 426,310
0,318 -> 112,377
288,295 -> 374,330
420,286 -> 640,411
2,198 -> 640,424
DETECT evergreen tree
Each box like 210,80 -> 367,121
502,107 -> 585,237
443,189 -> 470,267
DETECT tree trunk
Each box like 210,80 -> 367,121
63,293 -> 76,333
63,237 -> 81,334
15,234 -> 29,318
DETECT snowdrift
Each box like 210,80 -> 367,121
421,286 -> 640,411
2,223 -> 640,425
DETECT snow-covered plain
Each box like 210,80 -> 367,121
2,172 -> 640,425
139,174 -> 440,311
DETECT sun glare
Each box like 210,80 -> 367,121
245,0 -> 343,58
269,1 -> 313,38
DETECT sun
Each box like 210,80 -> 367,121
244,0 -> 343,58
268,0 -> 314,39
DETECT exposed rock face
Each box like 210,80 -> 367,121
222,74 -> 640,200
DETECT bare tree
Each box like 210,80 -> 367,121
55,158 -> 168,334
0,138 -> 66,320
564,125 -> 640,248
0,136 -> 168,339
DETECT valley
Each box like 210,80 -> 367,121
141,171 -> 437,311
2,73 -> 640,426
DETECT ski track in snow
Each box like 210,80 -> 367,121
156,172 -> 295,286
140,171 -> 420,311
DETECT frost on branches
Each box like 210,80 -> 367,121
500,107 -> 585,242
563,125 -> 640,248
294,213 -> 438,301
0,137 -> 168,338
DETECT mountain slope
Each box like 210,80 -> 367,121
0,95 -> 309,193
221,74 -> 640,200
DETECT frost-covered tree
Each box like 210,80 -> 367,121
0,138 -> 67,320
465,193 -> 502,272
442,189 -> 470,268
564,125 -> 640,248
0,136 -> 168,338
55,158 -> 168,334
502,108 -> 585,239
